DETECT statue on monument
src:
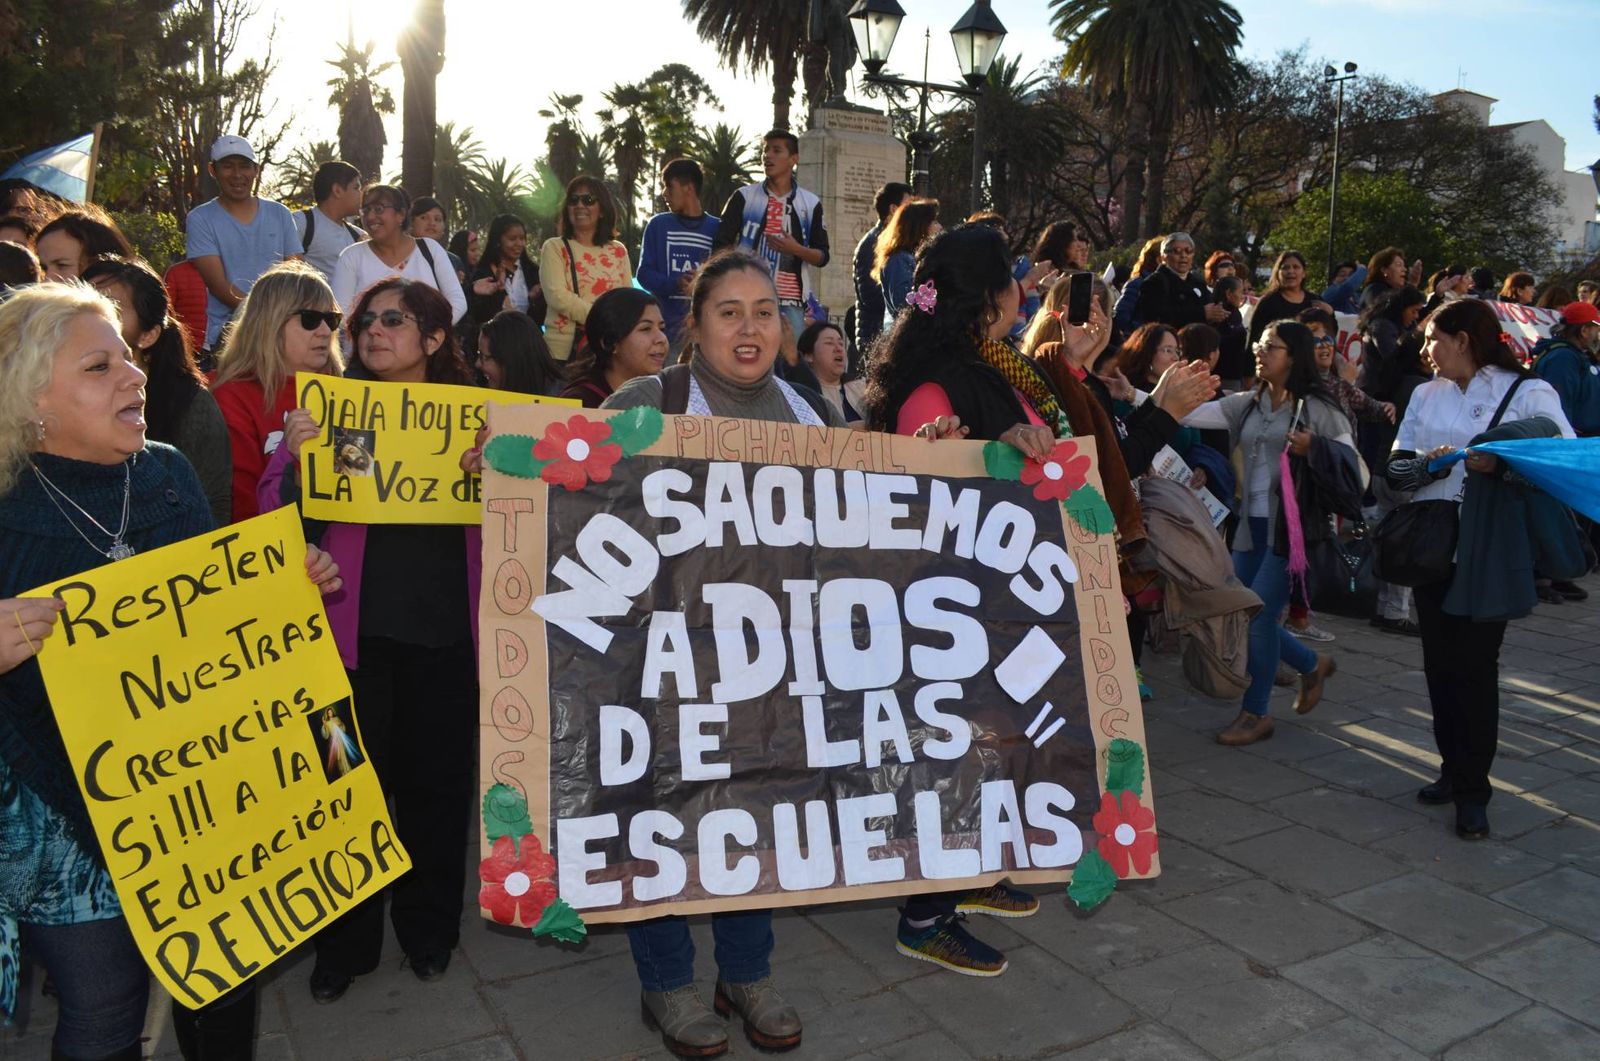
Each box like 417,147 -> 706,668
803,0 -> 866,114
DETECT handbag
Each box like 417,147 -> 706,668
1370,376 -> 1526,587
1307,525 -> 1379,617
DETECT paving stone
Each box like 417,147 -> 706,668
1235,719 -> 1352,763
1048,1022 -> 1211,1060
1495,722 -> 1581,759
1371,826 -> 1556,893
1152,789 -> 1290,848
1236,1016 -> 1426,1061
1119,836 -> 1252,905
1488,754 -> 1574,795
1221,825 -> 1406,897
1471,930 -> 1600,1026
1165,878 -> 1372,966
1407,790 -> 1565,838
1334,715 -> 1440,765
1007,897 -> 1205,978
1512,819 -> 1600,874
1499,691 -> 1583,726
461,917 -> 633,984
1530,740 -> 1600,776
1443,1005 -> 1600,1060
1493,866 -> 1600,942
1281,934 -> 1527,1055
845,1029 -> 973,1060
397,1037 -> 521,1061
1147,766 -> 1194,794
1295,746 -> 1434,799
769,955 -> 939,1059
1265,786 -> 1425,845
1530,776 -> 1600,821
1100,943 -> 1342,1057
1499,664 -> 1593,697
1331,872 -> 1543,961
1166,750 -> 1320,803
901,946 -> 1135,1060
1141,717 -> 1229,765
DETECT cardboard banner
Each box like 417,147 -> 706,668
476,404 -> 1158,928
23,508 -> 410,1007
295,373 -> 576,524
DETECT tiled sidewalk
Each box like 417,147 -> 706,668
8,586 -> 1600,1059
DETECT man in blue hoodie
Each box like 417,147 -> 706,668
637,158 -> 721,356
1531,302 -> 1600,436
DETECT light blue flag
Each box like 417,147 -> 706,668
1430,437 -> 1600,522
1,131 -> 96,202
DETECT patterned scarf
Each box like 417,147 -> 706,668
977,336 -> 1071,437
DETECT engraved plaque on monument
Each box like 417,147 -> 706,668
799,106 -> 907,322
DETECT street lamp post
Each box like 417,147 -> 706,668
848,0 -> 1007,210
1324,61 -> 1358,287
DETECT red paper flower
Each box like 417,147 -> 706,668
1092,790 -> 1157,878
479,834 -> 558,926
533,415 -> 622,491
1019,440 -> 1092,501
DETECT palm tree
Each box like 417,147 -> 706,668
1052,0 -> 1242,241
972,56 -> 1070,233
399,0 -> 445,195
326,38 -> 395,184
538,93 -> 586,187
680,0 -> 806,130
274,139 -> 340,204
694,123 -> 758,216
475,159 -> 531,227
432,123 -> 489,229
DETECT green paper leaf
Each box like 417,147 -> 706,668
606,406 -> 664,456
531,897 -> 587,943
1104,739 -> 1145,797
1062,483 -> 1115,536
983,441 -> 1025,482
1067,849 -> 1118,911
482,783 -> 532,843
483,434 -> 552,480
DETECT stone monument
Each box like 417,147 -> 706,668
799,106 -> 907,321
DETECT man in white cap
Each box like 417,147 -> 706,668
185,134 -> 301,354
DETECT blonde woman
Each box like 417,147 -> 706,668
0,284 -> 341,1054
211,261 -> 344,521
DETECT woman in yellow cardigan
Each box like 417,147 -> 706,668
538,175 -> 633,361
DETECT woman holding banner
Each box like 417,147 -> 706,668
0,284 -> 342,1058
212,261 -> 345,523
599,250 -> 838,1056
260,277 -> 481,1005
1383,298 -> 1575,840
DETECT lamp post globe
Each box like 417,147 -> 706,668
848,0 -> 907,76
950,0 -> 1007,88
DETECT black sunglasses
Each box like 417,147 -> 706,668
290,309 -> 342,331
567,193 -> 599,207
355,309 -> 419,331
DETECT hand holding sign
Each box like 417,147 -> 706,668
0,596 -> 64,672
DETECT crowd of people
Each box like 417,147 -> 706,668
0,124 -> 1596,1060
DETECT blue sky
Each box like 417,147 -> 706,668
261,1 -> 1599,182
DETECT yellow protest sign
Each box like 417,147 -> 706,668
23,508 -> 410,1008
296,373 -> 576,524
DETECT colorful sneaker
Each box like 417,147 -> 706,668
1136,666 -> 1153,701
955,882 -> 1040,919
895,914 -> 1008,977
1287,620 -> 1336,643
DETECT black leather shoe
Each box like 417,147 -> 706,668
1456,804 -> 1490,840
309,968 -> 353,1004
1371,616 -> 1422,636
1417,778 -> 1454,805
407,949 -> 451,982
1552,580 -> 1589,602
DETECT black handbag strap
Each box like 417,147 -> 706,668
562,238 -> 581,294
1488,375 -> 1526,430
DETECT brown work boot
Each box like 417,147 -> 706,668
641,985 -> 728,1058
1216,711 -> 1274,746
1294,654 -> 1338,715
714,976 -> 802,1052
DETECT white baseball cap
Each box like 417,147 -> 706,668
210,135 -> 258,163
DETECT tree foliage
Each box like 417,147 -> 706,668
680,0 -> 803,130
327,38 -> 394,184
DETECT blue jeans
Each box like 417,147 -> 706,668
1234,517 -> 1319,716
626,911 -> 774,992
21,917 -> 148,1058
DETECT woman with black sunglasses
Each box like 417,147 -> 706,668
212,261 -> 345,522
260,277 -> 481,1005
538,175 -> 633,362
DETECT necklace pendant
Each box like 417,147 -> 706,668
107,540 -> 136,561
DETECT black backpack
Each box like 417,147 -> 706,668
300,207 -> 363,252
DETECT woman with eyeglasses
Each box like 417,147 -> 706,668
469,214 -> 545,328
538,175 -> 633,362
558,287 -> 668,408
1182,322 -> 1358,746
476,309 -> 565,397
331,184 -> 467,323
259,277 -> 481,1005
81,254 -> 232,526
212,261 -> 345,522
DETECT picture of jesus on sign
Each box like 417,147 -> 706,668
313,698 -> 366,781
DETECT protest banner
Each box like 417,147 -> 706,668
22,508 -> 410,1008
295,373 -> 576,524
475,403 -> 1158,932
1487,300 -> 1561,359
